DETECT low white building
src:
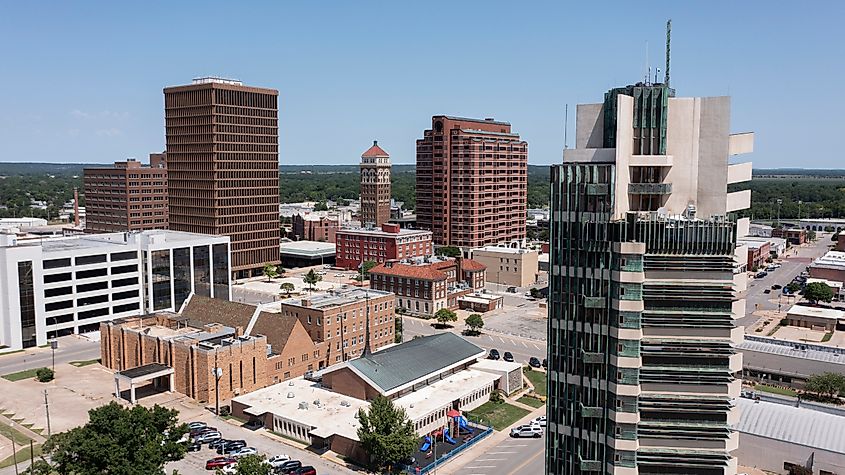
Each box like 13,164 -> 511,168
0,230 -> 231,350
0,217 -> 48,229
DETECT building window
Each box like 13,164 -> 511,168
17,262 -> 37,348
151,250 -> 172,311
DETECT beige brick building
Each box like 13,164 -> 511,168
470,246 -> 538,288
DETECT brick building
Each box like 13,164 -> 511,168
360,141 -> 391,226
164,77 -> 280,278
334,223 -> 432,270
276,288 -> 396,362
100,295 -> 334,402
772,227 -> 807,246
291,213 -> 339,242
744,240 -> 771,272
83,154 -> 168,233
369,257 -> 486,317
416,116 -> 527,248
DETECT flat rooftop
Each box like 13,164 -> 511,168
813,251 -> 845,269
336,227 -> 431,238
737,239 -> 769,250
736,398 -> 845,455
16,229 -> 226,252
786,304 -> 845,321
739,335 -> 845,365
806,277 -> 843,288
472,246 -> 535,255
398,369 -> 499,422
279,240 -> 336,257
276,287 -> 393,310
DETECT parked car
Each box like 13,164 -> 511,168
187,421 -> 207,431
771,284 -> 782,290
507,286 -> 518,293
205,457 -> 237,470
217,440 -> 247,455
755,271 -> 768,278
220,465 -> 238,475
244,419 -> 264,430
542,358 -> 547,369
488,349 -> 500,360
294,467 -> 317,475
186,442 -> 202,452
510,425 -> 543,438
230,447 -> 258,458
528,357 -> 542,368
190,426 -> 215,436
276,460 -> 303,474
194,431 -> 222,444
209,438 -> 230,450
268,454 -> 291,468
532,416 -> 547,427
503,352 -> 514,362
764,289 -> 771,294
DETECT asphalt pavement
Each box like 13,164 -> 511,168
0,335 -> 100,375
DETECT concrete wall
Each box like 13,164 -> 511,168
471,249 -> 538,287
322,366 -> 381,401
737,432 -> 845,474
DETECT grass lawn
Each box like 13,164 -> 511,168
0,420 -> 33,446
524,370 -> 547,397
466,401 -> 529,431
0,443 -> 42,469
755,384 -> 798,397
1,368 -> 40,382
822,332 -> 834,342
70,358 -> 101,367
518,396 -> 545,408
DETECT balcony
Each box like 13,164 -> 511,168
578,456 -> 603,472
584,296 -> 605,308
581,403 -> 603,418
582,350 -> 604,364
628,183 -> 672,194
586,183 -> 609,195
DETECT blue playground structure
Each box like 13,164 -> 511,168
443,427 -> 457,445
420,435 -> 432,452
455,416 -> 474,435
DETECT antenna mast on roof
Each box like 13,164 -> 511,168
665,19 -> 672,86
563,104 -> 569,150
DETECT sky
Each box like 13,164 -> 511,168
0,1 -> 842,168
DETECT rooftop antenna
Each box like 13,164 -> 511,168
665,19 -> 671,86
563,104 -> 569,150
645,40 -> 650,85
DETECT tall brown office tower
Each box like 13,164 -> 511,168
416,116 -> 527,248
164,77 -> 280,278
360,140 -> 391,226
83,153 -> 168,233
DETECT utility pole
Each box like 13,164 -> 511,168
11,437 -> 19,475
50,339 -> 58,372
798,200 -> 802,221
44,389 -> 51,437
776,199 -> 783,227
213,350 -> 222,417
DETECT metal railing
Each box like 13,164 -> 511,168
416,424 -> 494,474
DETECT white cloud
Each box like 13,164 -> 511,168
70,109 -> 92,119
96,128 -> 123,137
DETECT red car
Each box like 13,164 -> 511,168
205,457 -> 236,470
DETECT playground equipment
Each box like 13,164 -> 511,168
455,415 -> 474,435
420,435 -> 432,452
443,427 -> 457,445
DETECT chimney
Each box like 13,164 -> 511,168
373,140 -> 378,146
73,188 -> 80,227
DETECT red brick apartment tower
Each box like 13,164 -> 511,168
83,153 -> 168,233
360,141 -> 391,226
164,77 -> 280,278
416,116 -> 527,248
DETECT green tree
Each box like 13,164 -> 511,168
465,314 -> 484,335
394,318 -> 403,344
303,269 -> 322,292
786,282 -> 801,294
434,308 -> 458,327
262,263 -> 279,282
360,260 -> 378,279
36,367 -> 54,382
356,395 -> 417,470
436,246 -> 461,258
808,230 -> 817,241
42,402 -> 187,475
230,454 -> 271,475
280,282 -> 295,296
313,201 -> 329,211
804,372 -> 845,400
788,466 -> 813,475
529,287 -> 542,299
804,282 -> 834,304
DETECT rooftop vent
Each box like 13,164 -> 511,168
340,401 -> 351,407
298,401 -> 309,410
287,392 -> 295,398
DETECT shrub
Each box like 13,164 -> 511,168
36,367 -> 54,382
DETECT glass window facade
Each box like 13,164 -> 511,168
17,261 -> 37,348
173,247 -> 191,310
212,243 -> 230,300
193,246 -> 211,297
151,250 -> 172,311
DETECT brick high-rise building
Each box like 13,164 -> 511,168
416,116 -> 527,248
360,141 -> 391,226
83,153 -> 168,233
164,77 -> 280,278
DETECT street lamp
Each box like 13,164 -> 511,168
776,199 -> 782,227
50,340 -> 58,372
213,350 -> 223,417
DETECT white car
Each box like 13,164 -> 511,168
532,416 -> 547,427
230,446 -> 258,458
194,431 -> 222,444
187,421 -> 207,431
220,465 -> 238,475
510,425 -> 543,438
268,454 -> 291,467
334,273 -> 345,277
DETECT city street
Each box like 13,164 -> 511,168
0,335 -> 100,375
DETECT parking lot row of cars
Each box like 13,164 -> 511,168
487,349 -> 547,369
510,415 -> 546,438
186,422 -> 316,474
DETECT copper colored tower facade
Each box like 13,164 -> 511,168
164,77 -> 280,278
83,154 -> 168,233
360,141 -> 391,226
416,116 -> 527,248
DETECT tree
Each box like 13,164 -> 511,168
434,308 -> 458,327
356,395 -> 417,470
804,281 -> 834,304
262,263 -> 279,282
360,260 -> 377,279
313,201 -> 329,211
36,367 -> 54,382
786,282 -> 801,294
279,282 -> 295,297
788,466 -> 813,475
42,402 -> 187,475
808,230 -> 817,241
804,372 -> 845,400
302,269 -> 322,292
230,454 -> 271,475
436,246 -> 461,258
465,314 -> 484,335
529,287 -> 542,299
394,318 -> 403,344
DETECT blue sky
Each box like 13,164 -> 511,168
0,1 -> 842,167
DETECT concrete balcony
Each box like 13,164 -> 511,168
729,353 -> 743,372
612,270 -> 645,284
608,382 -> 641,396
726,190 -> 751,213
628,183 -> 672,194
610,327 -> 643,340
610,410 -> 640,424
611,355 -> 642,369
727,161 -> 753,184
564,148 -> 616,163
613,242 -> 646,254
729,132 -> 755,156
607,437 -> 639,451
612,299 -> 644,312
629,155 -> 673,167
608,465 -> 639,475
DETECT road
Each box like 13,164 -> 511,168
456,436 -> 545,475
736,236 -> 831,329
401,317 -> 546,365
0,335 -> 100,375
